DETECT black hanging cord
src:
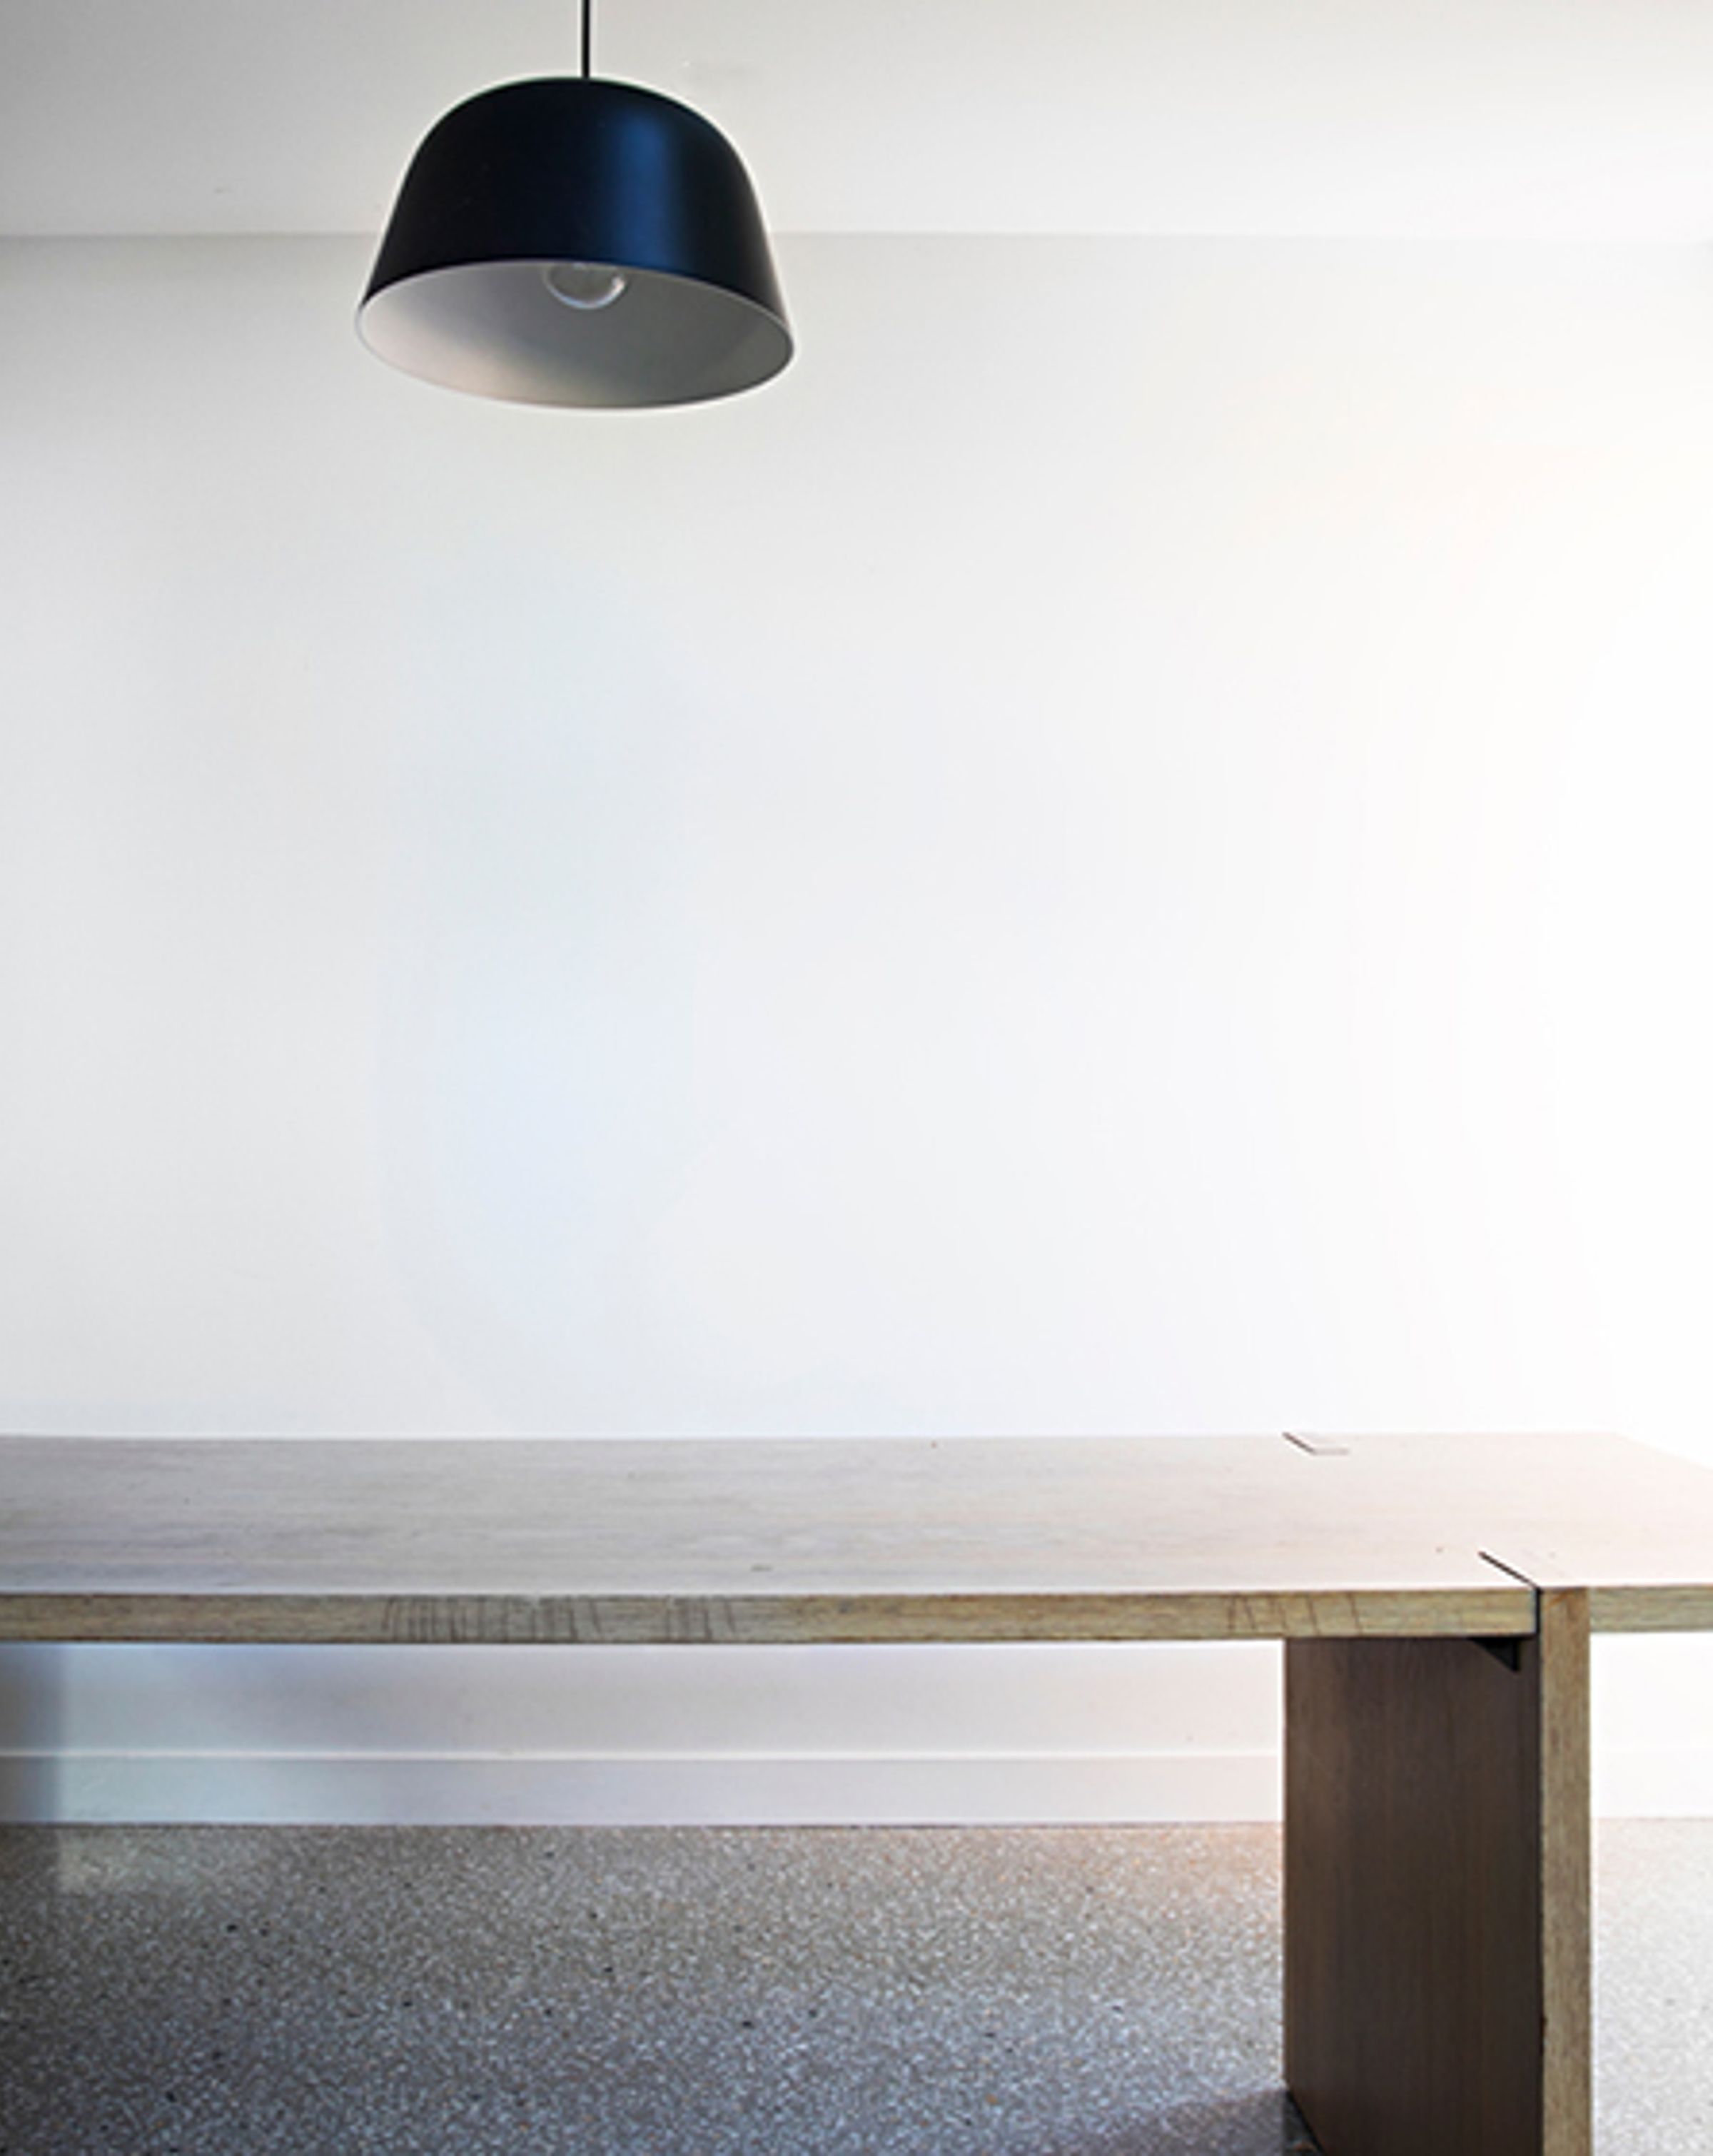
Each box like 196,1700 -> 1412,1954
581,0 -> 592,78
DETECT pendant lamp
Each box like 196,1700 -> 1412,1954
358,1 -> 792,408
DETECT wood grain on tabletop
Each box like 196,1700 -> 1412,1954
1,1430 -> 1709,1643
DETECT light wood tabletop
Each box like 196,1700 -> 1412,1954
1,1429 -> 1709,1646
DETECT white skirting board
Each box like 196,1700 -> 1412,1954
0,1750 -> 1280,1826
2,1634 -> 1709,1824
0,1746 -> 1710,1825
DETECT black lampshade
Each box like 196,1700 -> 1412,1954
359,76 -> 792,408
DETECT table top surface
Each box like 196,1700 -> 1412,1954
1,1431 -> 1711,1645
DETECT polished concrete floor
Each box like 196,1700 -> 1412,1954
1,1820 -> 1709,2155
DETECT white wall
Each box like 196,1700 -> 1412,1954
4,233 -> 1713,1821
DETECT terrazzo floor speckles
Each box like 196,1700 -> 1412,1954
1,1820 -> 1708,2155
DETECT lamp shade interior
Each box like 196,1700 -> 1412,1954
358,77 -> 792,408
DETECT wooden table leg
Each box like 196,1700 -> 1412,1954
1283,1591 -> 1591,2156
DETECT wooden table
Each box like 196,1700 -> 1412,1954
5,1429 -> 1713,2156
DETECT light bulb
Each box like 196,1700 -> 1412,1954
542,262 -> 629,311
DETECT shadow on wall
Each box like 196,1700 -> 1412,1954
0,1646 -> 64,1820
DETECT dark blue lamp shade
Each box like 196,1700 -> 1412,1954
358,77 -> 792,408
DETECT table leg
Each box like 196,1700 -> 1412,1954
1283,1591 -> 1590,2156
